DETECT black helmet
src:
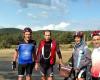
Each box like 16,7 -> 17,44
73,31 -> 84,38
23,27 -> 32,33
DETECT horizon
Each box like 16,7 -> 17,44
0,27 -> 95,31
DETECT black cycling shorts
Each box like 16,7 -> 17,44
18,62 -> 35,76
40,64 -> 54,77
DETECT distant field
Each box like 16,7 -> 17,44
0,45 -> 73,63
56,49 -> 72,63
0,44 -> 92,63
0,49 -> 14,61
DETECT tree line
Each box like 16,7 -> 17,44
0,28 -> 92,48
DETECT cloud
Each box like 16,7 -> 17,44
27,11 -> 48,20
15,0 -> 68,11
15,21 -> 100,31
16,0 -> 52,8
1,20 -> 100,31
36,22 -> 70,31
16,9 -> 23,15
67,19 -> 100,31
55,22 -> 70,30
6,0 -> 68,16
15,25 -> 27,30
42,24 -> 55,30
41,11 -> 48,17
15,22 -> 70,31
27,12 -> 39,20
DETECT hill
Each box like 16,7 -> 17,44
0,28 -> 91,48
0,28 -> 21,34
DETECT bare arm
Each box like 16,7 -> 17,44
35,43 -> 41,71
13,50 -> 18,61
35,42 -> 41,63
33,46 -> 37,62
12,50 -> 18,70
56,42 -> 63,65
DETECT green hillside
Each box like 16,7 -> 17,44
0,28 -> 91,48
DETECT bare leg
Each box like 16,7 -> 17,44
26,75 -> 31,80
18,76 -> 23,80
41,76 -> 46,80
77,78 -> 85,80
47,76 -> 53,80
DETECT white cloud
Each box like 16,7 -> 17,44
27,13 -> 33,17
27,12 -> 38,19
41,22 -> 70,30
27,11 -> 48,20
1,21 -> 99,31
42,24 -> 55,30
16,9 -> 23,15
15,25 -> 27,30
55,22 -> 70,30
41,11 -> 48,17
35,22 -> 70,31
15,22 -> 70,31
31,26 -> 43,31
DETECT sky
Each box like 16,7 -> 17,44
0,0 -> 100,31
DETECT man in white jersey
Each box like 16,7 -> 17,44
91,30 -> 100,80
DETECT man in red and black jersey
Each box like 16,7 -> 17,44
35,30 -> 63,80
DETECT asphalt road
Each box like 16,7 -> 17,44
0,60 -> 64,80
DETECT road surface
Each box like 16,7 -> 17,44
0,60 -> 64,80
